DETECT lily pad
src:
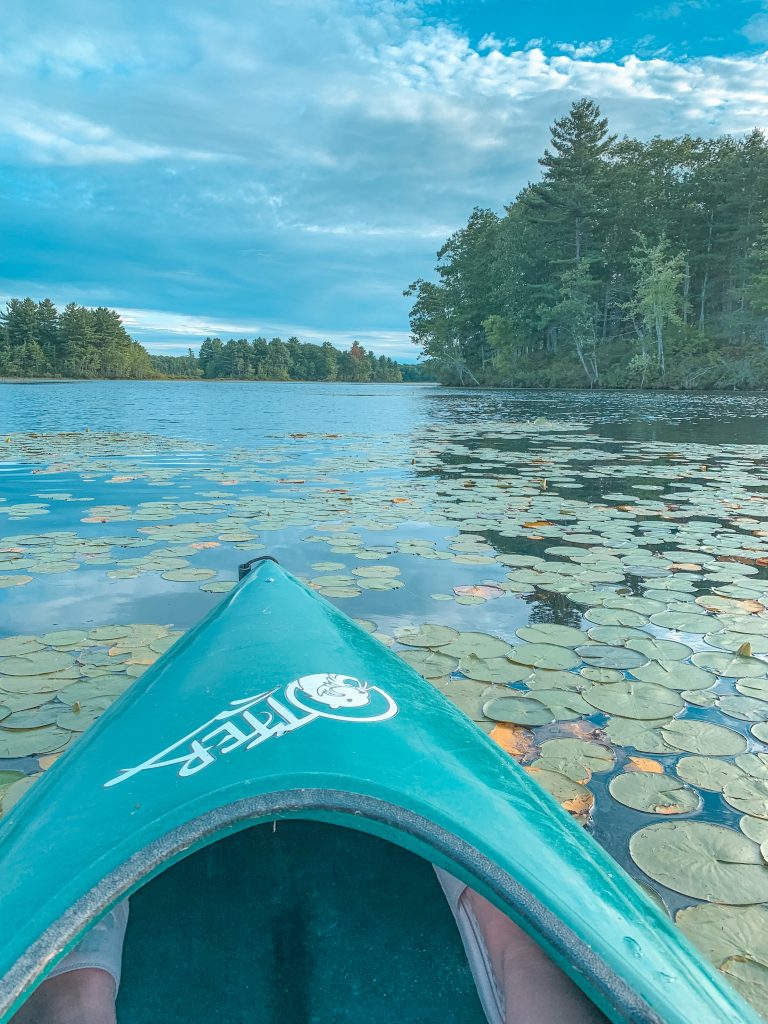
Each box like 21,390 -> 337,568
0,726 -> 73,757
458,655 -> 529,685
575,645 -> 647,670
676,904 -> 768,1010
482,695 -> 554,727
630,821 -> 768,903
609,772 -> 700,814
624,638 -> 692,662
516,624 -> 586,648
508,643 -> 580,671
395,624 -> 459,649
0,652 -> 73,676
691,651 -> 767,678
740,816 -> 768,844
538,738 -> 614,774
603,717 -> 677,754
524,767 -> 594,816
676,756 -> 745,792
583,681 -> 684,720
440,632 -> 512,659
399,648 -> 459,679
723,777 -> 768,819
161,567 -> 216,582
629,661 -> 715,691
717,694 -> 768,723
661,719 -> 747,756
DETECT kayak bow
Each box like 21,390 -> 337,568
0,559 -> 760,1023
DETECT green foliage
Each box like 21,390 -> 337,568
0,301 -> 425,384
0,299 -> 155,379
155,334 -> 414,382
406,98 -> 768,389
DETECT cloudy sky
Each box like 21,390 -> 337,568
3,0 -> 768,359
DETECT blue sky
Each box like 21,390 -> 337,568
2,1 -> 768,360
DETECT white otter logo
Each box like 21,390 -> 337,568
104,671 -> 398,787
295,673 -> 371,709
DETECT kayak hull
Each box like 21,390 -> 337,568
0,560 -> 761,1024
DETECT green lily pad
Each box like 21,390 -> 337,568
575,645 -> 647,670
200,580 -> 237,593
586,626 -> 648,645
516,624 -> 586,648
538,738 -> 614,774
630,822 -> 768,903
399,648 -> 459,679
40,630 -> 87,647
57,677 -> 131,704
604,717 -> 677,753
753,722 -> 768,743
0,706 -> 61,730
87,625 -> 132,642
609,772 -> 699,814
736,677 -> 768,699
629,661 -> 715,691
0,727 -> 73,758
584,608 -> 649,628
583,681 -> 684,720
161,567 -> 216,582
1,774 -> 40,812
723,777 -> 768,819
525,768 -> 593,811
440,632 -> 512,659
0,637 -> 44,657
56,697 -> 114,732
624,638 -> 692,662
579,666 -> 624,684
676,756 -> 745,792
0,575 -> 33,588
524,670 -> 583,691
0,652 -> 73,676
482,695 -> 554,726
458,655 -> 530,684
676,904 -> 768,1010
527,689 -> 591,721
661,719 -> 747,756
740,816 -> 768,844
649,611 -> 713,633
508,643 -> 580,671
691,652 -> 767,678
717,694 -> 768,723
395,624 -> 459,649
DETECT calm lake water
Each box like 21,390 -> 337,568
2,381 -> 768,1000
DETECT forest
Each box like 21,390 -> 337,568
0,299 -> 425,383
406,99 -> 768,389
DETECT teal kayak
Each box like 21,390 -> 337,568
0,558 -> 760,1023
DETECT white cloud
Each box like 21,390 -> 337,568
115,306 -> 414,358
556,40 -> 614,59
4,0 -> 768,344
743,12 -> 768,44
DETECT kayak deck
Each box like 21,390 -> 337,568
118,820 -> 487,1024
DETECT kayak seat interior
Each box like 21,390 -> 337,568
117,819 -> 488,1024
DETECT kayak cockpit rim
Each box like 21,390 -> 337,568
1,789 -> 660,1024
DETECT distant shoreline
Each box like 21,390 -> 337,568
0,376 -> 433,385
1,376 -> 763,393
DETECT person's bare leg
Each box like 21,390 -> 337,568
9,969 -> 116,1024
463,887 -> 609,1024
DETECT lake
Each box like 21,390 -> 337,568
2,381 -> 768,1012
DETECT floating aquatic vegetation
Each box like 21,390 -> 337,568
4,421 -> 768,1012
630,822 -> 768,904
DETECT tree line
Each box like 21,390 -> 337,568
0,299 -> 429,382
405,99 -> 768,389
0,299 -> 154,378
